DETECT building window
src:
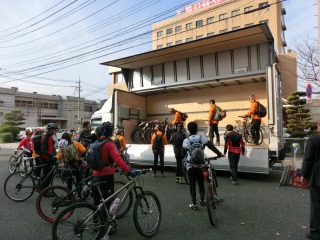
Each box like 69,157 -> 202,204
175,25 -> 182,32
244,23 -> 253,27
196,35 -> 203,39
49,103 -> 54,109
186,22 -> 193,30
259,2 -> 269,8
232,9 -> 240,17
186,37 -> 193,42
219,13 -> 227,20
157,44 -> 163,49
207,32 -> 214,37
219,29 -> 227,33
166,28 -> 173,35
244,6 -> 253,12
176,40 -> 182,44
157,31 -> 163,38
207,17 -> 214,24
54,103 -> 58,109
196,20 -> 203,27
259,20 -> 268,24
115,73 -> 124,83
166,42 -> 173,47
232,26 -> 240,30
84,106 -> 93,112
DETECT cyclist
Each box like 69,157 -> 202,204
224,124 -> 245,185
56,132 -> 86,191
241,94 -> 261,146
151,124 -> 168,178
17,130 -> 33,157
91,122 -> 136,212
183,121 -> 224,210
32,129 -> 45,178
112,127 -> 127,158
41,123 -> 58,191
77,121 -> 92,148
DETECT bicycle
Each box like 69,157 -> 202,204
36,172 -> 133,223
8,148 -> 34,174
187,157 -> 222,227
233,116 -> 263,145
4,161 -> 66,202
52,168 -> 161,240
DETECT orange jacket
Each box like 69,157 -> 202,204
208,105 -> 219,124
112,134 -> 127,151
171,111 -> 184,125
57,141 -> 86,166
151,130 -> 168,152
244,101 -> 261,120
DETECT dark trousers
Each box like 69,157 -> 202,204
66,166 -> 82,193
34,157 -> 42,178
92,174 -> 114,209
228,152 -> 240,181
41,161 -> 54,189
310,186 -> 320,239
209,123 -> 220,144
175,155 -> 183,178
188,167 -> 205,205
251,119 -> 261,144
153,151 -> 164,174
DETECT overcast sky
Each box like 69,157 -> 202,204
0,0 -> 317,101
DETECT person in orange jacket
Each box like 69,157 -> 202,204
207,99 -> 220,145
169,108 -> 184,129
241,94 -> 262,145
151,124 -> 168,177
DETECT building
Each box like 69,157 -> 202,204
0,87 -> 100,130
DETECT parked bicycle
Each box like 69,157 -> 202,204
187,157 -> 222,227
4,161 -> 67,202
8,148 -> 34,174
36,173 -> 133,223
52,168 -> 161,240
232,116 -> 263,145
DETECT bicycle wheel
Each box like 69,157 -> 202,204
52,202 -> 105,240
8,156 -> 18,173
114,181 -> 133,219
36,186 -> 76,223
205,182 -> 217,227
51,170 -> 69,187
133,191 -> 162,238
4,172 -> 35,202
245,128 -> 264,145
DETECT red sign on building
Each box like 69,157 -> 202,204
184,0 -> 231,14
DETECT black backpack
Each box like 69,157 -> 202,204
180,112 -> 188,121
32,135 -> 42,154
256,102 -> 267,118
113,137 -> 121,150
85,140 -> 113,170
152,133 -> 164,151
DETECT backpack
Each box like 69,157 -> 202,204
61,143 -> 82,165
85,140 -> 113,170
188,136 -> 205,164
180,112 -> 188,121
213,105 -> 226,121
32,135 -> 42,154
113,137 -> 121,150
256,102 -> 267,118
152,133 -> 164,151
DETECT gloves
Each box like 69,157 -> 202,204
129,169 -> 138,177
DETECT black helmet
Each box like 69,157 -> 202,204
46,123 -> 57,130
101,122 -> 114,136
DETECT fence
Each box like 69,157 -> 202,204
283,138 -> 307,157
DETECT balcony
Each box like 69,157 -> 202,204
281,8 -> 286,15
282,24 -> 287,31
282,40 -> 287,47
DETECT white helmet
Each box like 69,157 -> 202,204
58,139 -> 68,150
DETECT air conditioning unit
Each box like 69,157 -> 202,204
234,67 -> 248,74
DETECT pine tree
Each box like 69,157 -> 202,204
285,91 -> 317,137
3,110 -> 26,127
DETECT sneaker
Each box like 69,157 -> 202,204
189,204 -> 198,210
231,181 -> 240,185
230,176 -> 233,181
176,178 -> 179,183
179,177 -> 185,184
200,200 -> 206,206
160,174 -> 164,178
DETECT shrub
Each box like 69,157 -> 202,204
0,132 -> 14,143
0,125 -> 21,139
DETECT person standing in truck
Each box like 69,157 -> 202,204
241,94 -> 261,146
169,108 -> 184,129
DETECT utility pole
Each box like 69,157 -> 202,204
76,77 -> 82,131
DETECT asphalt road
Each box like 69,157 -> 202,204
0,145 -> 310,240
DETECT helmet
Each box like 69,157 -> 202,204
58,139 -> 68,150
101,122 -> 114,136
47,123 -> 57,130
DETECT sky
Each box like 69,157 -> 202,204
0,0 -> 318,101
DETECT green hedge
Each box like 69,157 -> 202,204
0,125 -> 21,140
0,132 -> 14,143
